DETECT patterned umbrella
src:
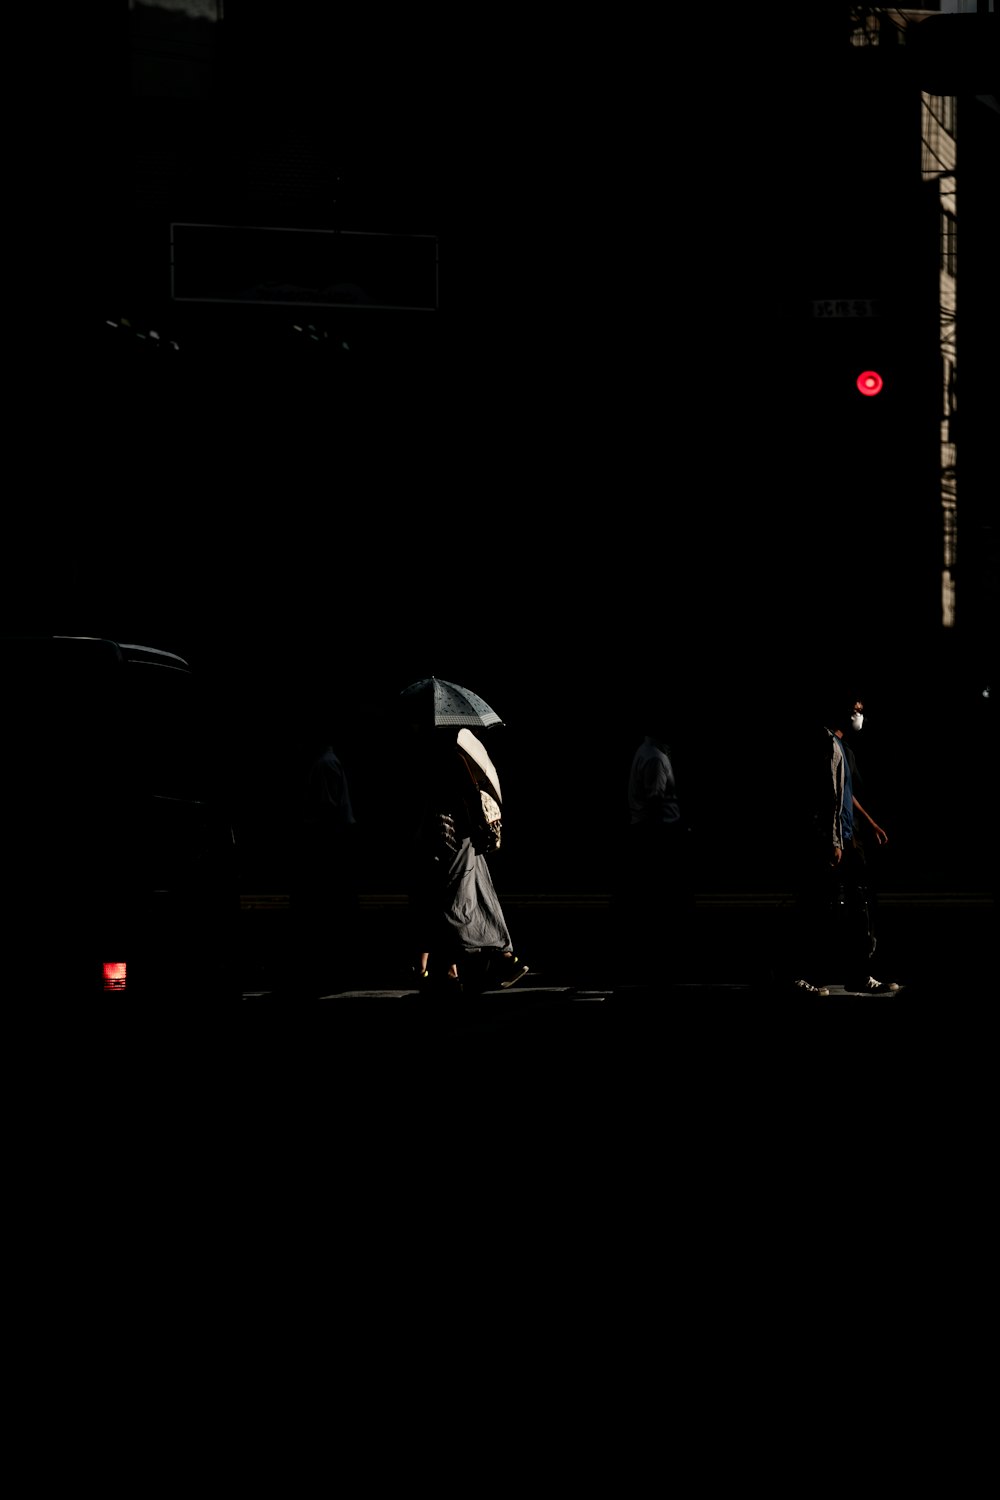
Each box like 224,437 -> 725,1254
399,676 -> 504,729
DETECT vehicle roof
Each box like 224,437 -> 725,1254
1,634 -> 191,669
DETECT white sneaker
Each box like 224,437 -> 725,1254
864,976 -> 900,992
498,954 -> 530,989
794,978 -> 831,996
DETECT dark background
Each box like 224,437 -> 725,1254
7,2 -> 997,895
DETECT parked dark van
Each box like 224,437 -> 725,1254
2,635 -> 241,997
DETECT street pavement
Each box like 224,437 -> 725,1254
38,889 -> 986,1194
235,889 -> 992,1053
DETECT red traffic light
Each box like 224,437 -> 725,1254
856,369 -> 884,397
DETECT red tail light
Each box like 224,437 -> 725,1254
103,962 -> 127,992
856,369 -> 884,396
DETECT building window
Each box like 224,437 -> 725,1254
927,94 -> 957,137
941,209 -> 958,277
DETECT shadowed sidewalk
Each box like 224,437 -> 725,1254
237,888 -> 992,1002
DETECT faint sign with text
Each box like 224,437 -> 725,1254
811,298 -> 880,319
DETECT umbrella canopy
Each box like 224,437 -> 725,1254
399,676 -> 504,729
457,727 -> 502,804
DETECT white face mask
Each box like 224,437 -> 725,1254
850,711 -> 864,733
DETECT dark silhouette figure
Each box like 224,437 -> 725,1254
405,721 -> 527,997
780,692 -> 899,996
616,712 -> 693,987
829,695 -> 899,993
288,734 -> 360,995
779,705 -> 847,996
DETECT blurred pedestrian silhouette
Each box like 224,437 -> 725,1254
403,713 -> 527,997
288,729 -> 360,995
616,710 -> 693,986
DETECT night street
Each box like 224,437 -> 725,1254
7,6 -> 996,1441
3,6 -> 996,1036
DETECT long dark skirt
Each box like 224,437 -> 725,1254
409,835 -> 512,970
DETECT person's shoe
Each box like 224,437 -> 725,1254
498,953 -> 530,988
793,978 -> 831,996
863,976 -> 900,993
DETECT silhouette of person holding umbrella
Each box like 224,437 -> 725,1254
400,678 -> 528,997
